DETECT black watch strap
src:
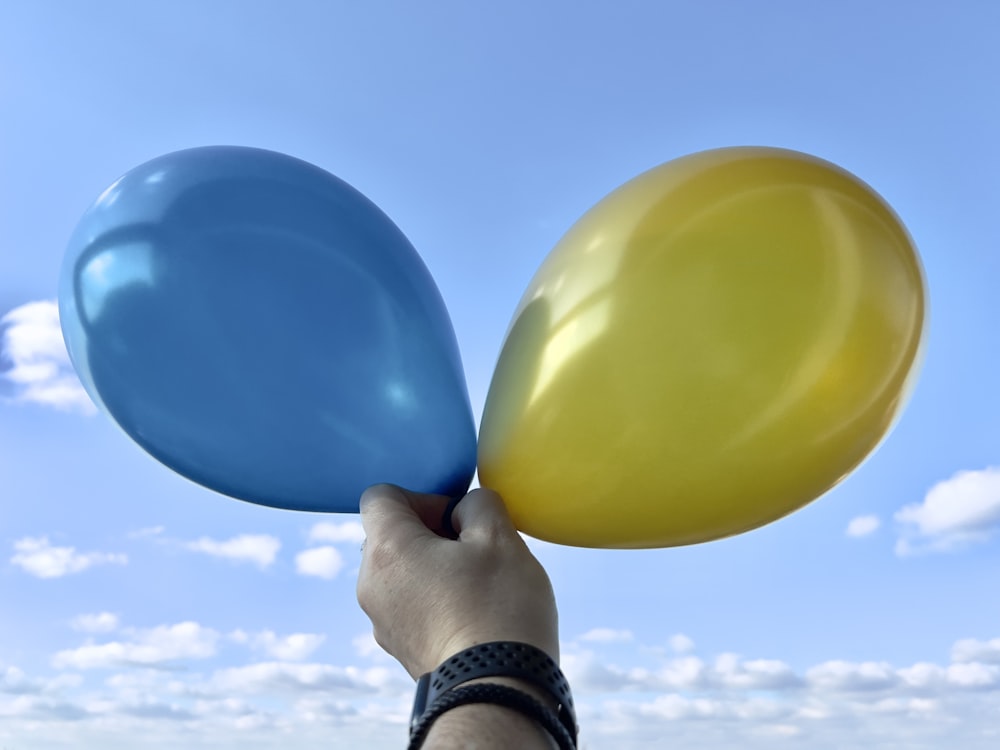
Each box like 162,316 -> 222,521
409,641 -> 576,744
408,682 -> 575,750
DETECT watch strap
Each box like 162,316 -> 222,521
411,641 -> 576,743
407,682 -> 576,750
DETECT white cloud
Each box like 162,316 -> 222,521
945,662 -> 1000,688
713,653 -> 801,690
563,650 -> 711,693
635,693 -> 722,720
210,662 -> 398,696
51,622 -> 219,670
897,662 -> 945,689
6,625 -> 1000,749
186,535 -> 280,569
246,631 -> 327,661
655,656 -> 707,690
895,467 -> 1000,555
307,521 -> 366,545
578,628 -> 634,643
71,613 -> 120,634
669,634 -> 696,654
566,633 -> 1000,749
1,664 -> 82,697
0,300 -> 96,414
11,537 -> 127,578
562,650 -> 635,692
846,514 -> 881,538
2,665 -> 37,695
806,660 -> 897,692
952,637 -> 1000,665
295,546 -> 344,580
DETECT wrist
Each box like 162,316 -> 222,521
409,641 -> 577,750
422,690 -> 560,750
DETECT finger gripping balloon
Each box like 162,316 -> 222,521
59,146 -> 476,512
478,147 -> 927,548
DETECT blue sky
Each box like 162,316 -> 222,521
2,2 -> 999,748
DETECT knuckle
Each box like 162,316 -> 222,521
371,627 -> 392,654
365,537 -> 404,572
356,580 -> 375,613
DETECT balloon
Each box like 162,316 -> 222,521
478,147 -> 926,548
59,146 -> 476,512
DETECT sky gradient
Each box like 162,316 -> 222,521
2,2 -> 999,748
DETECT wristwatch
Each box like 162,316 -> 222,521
409,641 -> 577,743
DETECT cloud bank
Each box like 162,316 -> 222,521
3,621 -> 999,749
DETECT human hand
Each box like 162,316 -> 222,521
356,485 -> 558,679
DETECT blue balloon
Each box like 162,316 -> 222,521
59,146 -> 476,512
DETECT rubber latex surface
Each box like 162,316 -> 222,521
60,146 -> 476,512
478,147 -> 926,548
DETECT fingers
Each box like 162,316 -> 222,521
449,487 -> 519,541
357,484 -> 445,620
359,484 -> 520,547
359,484 -> 452,541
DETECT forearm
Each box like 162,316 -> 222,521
423,703 -> 558,749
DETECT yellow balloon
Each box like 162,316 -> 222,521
478,147 -> 926,549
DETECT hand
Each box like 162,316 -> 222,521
356,485 -> 559,679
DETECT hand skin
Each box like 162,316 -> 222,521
357,485 -> 562,749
